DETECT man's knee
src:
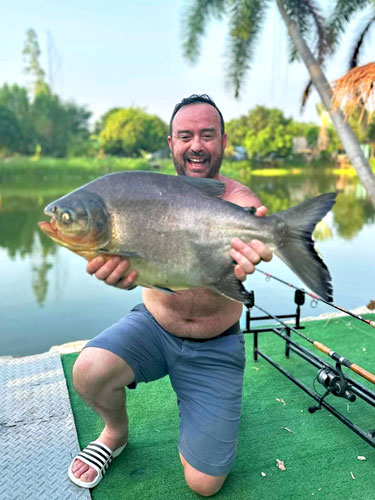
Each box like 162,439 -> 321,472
73,347 -> 134,398
180,454 -> 227,497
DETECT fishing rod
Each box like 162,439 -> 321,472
255,268 -> 375,329
251,302 -> 375,385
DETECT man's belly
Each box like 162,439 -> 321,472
143,287 -> 243,339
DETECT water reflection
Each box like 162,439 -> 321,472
1,167 -> 374,310
31,234 -> 53,306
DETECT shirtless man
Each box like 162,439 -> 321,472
69,95 -> 272,496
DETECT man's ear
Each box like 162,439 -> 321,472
168,136 -> 172,151
222,133 -> 227,150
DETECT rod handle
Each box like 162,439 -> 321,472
313,342 -> 375,384
313,341 -> 331,355
350,363 -> 375,384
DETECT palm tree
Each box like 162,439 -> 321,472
181,0 -> 375,208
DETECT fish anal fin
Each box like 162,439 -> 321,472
214,271 -> 251,303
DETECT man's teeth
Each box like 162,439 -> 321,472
189,158 -> 205,163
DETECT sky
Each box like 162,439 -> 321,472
1,0 -> 373,127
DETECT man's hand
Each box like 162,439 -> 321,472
87,256 -> 138,289
230,205 -> 272,281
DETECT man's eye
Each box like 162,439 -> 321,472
180,135 -> 191,140
202,135 -> 213,140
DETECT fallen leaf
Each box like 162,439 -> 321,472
350,472 -> 355,479
251,366 -> 259,371
261,472 -> 266,477
283,427 -> 295,434
276,398 -> 286,406
358,456 -> 366,461
276,459 -> 286,471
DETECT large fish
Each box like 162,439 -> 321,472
38,171 -> 336,302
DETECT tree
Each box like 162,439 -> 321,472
31,90 -> 91,157
94,107 -> 122,135
0,106 -> 21,153
23,28 -> 49,96
99,107 -> 168,157
226,106 -> 295,159
181,0 -> 375,208
0,83 -> 36,153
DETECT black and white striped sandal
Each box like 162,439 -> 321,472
68,440 -> 127,489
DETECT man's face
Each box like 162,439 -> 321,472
168,102 -> 227,178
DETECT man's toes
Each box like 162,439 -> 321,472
80,469 -> 98,482
71,460 -> 98,482
72,459 -> 87,473
74,463 -> 89,478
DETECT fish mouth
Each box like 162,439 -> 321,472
38,207 -> 59,236
38,216 -> 58,235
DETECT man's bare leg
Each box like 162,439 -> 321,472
70,347 -> 134,483
179,453 -> 227,497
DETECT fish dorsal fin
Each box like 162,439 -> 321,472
178,177 -> 226,198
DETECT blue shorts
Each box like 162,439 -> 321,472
85,303 -> 246,476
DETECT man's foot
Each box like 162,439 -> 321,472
71,429 -> 128,484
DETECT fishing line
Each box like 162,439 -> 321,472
255,268 -> 375,328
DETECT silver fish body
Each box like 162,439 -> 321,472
39,171 -> 336,302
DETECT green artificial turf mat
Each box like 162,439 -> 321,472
61,314 -> 375,499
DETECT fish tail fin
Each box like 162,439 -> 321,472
272,192 -> 336,302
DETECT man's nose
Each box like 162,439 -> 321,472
190,134 -> 203,152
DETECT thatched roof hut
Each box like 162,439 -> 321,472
331,62 -> 375,121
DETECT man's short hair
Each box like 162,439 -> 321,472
169,94 -> 225,136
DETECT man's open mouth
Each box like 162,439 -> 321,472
187,158 -> 207,165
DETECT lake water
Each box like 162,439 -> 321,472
1,166 -> 374,357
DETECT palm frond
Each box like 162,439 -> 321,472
301,80 -> 313,111
282,0 -> 332,110
283,0 -> 332,63
181,0 -> 226,64
330,0 -> 373,44
348,11 -> 375,69
283,0 -> 315,62
225,0 -> 269,97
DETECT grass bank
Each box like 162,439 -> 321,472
0,156 -> 341,191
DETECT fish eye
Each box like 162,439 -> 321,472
61,211 -> 72,223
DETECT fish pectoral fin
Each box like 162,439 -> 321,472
98,248 -> 142,258
214,271 -> 252,304
151,285 -> 177,295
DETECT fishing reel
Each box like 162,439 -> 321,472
308,364 -> 356,414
